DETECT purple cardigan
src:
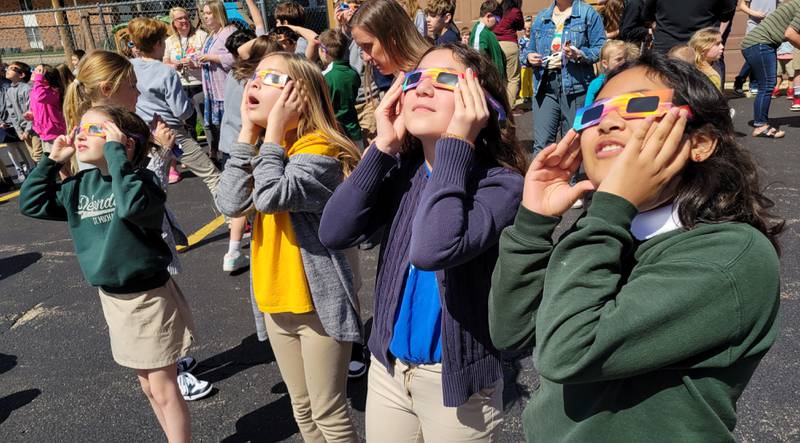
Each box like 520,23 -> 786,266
319,138 -> 523,406
201,25 -> 236,101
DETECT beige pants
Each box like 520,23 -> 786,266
171,124 -> 220,196
365,359 -> 504,442
265,311 -> 358,443
24,134 -> 43,163
355,98 -> 378,145
499,40 -> 521,106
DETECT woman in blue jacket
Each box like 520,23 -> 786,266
523,0 -> 605,154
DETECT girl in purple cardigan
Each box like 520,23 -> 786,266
198,0 -> 236,161
320,43 -> 526,442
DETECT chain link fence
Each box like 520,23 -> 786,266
0,0 -> 331,67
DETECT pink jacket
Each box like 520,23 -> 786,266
30,73 -> 67,142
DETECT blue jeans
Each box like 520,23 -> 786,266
532,70 -> 585,155
742,44 -> 777,127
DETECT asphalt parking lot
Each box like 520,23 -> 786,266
1,96 -> 798,442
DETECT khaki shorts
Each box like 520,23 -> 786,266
98,278 -> 195,369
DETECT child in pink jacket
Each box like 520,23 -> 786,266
29,64 -> 67,154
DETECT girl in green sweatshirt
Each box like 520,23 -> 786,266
489,52 -> 784,442
19,106 -> 195,442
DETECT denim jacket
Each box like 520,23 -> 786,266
523,0 -> 606,96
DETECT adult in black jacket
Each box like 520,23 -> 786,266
642,0 -> 737,53
619,0 -> 650,46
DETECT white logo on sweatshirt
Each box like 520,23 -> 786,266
78,193 -> 115,224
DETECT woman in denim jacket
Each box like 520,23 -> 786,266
523,0 -> 605,154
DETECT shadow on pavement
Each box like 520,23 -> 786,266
0,389 -> 41,425
180,232 -> 229,253
0,353 -> 17,375
220,394 -> 299,442
0,252 -> 42,282
501,349 -> 535,411
194,334 -> 275,384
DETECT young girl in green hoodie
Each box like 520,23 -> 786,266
19,106 -> 194,442
489,52 -> 783,442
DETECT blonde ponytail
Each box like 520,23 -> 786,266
62,50 -> 135,130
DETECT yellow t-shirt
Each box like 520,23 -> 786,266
250,132 -> 342,314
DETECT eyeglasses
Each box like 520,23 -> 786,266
251,69 -> 290,88
402,68 -> 507,121
72,123 -> 107,139
573,89 -> 693,132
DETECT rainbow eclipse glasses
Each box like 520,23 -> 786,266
402,68 -> 507,121
72,123 -> 107,138
573,89 -> 692,132
251,69 -> 290,88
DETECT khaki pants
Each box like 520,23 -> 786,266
499,40 -> 521,106
365,359 -> 504,442
24,134 -> 43,163
355,98 -> 378,145
170,124 -> 220,196
265,311 -> 358,443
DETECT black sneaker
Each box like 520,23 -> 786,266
348,344 -> 368,379
177,356 -> 198,374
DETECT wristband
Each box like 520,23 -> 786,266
441,133 -> 475,148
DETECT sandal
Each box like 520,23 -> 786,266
753,126 -> 785,138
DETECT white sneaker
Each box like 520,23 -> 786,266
177,372 -> 213,401
223,253 -> 248,272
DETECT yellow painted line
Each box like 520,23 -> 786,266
0,190 -> 20,202
176,215 -> 226,252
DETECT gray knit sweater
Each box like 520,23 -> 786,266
215,140 -> 362,343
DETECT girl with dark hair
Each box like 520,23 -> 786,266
320,42 -> 526,442
489,52 -> 783,442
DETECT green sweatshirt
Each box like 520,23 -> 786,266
469,22 -> 507,81
489,192 -> 780,442
322,60 -> 363,141
19,142 -> 171,294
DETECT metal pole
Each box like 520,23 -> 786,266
98,6 -> 111,50
256,0 -> 269,32
51,0 -> 75,66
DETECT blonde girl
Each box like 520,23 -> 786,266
63,49 -> 189,301
689,27 -> 725,91
215,52 -> 362,442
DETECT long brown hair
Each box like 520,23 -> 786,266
601,0 -> 624,34
232,35 -> 281,82
350,0 -> 430,73
403,43 -> 527,175
259,53 -> 361,176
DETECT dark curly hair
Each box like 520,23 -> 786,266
402,42 -> 527,175
605,52 -> 784,252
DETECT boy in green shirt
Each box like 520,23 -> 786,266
318,29 -> 364,149
469,0 -> 507,81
